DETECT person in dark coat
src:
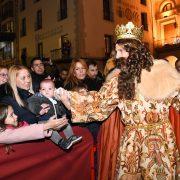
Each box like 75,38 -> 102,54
85,60 -> 104,91
30,57 -> 47,92
55,68 -> 68,88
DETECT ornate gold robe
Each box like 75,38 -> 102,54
70,60 -> 180,180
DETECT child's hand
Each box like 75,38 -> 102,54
39,103 -> 50,115
78,88 -> 88,96
55,88 -> 70,110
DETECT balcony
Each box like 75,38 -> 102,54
0,58 -> 15,66
50,48 -> 72,62
0,32 -> 15,41
0,1 -> 14,21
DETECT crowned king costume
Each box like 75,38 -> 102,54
68,22 -> 180,179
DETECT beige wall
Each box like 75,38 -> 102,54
18,0 -> 76,64
81,0 -> 114,58
114,0 -> 154,52
18,0 -> 156,64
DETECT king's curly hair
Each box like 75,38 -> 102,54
116,39 -> 153,100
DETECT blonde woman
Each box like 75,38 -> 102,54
0,65 -> 68,125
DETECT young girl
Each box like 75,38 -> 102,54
0,103 -> 67,144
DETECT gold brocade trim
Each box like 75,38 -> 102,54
125,120 -> 170,130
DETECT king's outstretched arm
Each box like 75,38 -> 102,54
69,77 -> 120,123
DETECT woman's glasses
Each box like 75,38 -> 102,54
0,73 -> 8,77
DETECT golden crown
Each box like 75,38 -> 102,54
115,22 -> 143,42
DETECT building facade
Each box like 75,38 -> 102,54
16,0 -> 155,65
3,0 -> 177,65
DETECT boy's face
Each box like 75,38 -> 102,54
40,82 -> 55,98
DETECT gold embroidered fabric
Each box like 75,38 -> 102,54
70,77 -> 179,179
70,77 -> 119,123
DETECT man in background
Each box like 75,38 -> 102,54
31,57 -> 47,92
85,60 -> 104,91
55,68 -> 68,88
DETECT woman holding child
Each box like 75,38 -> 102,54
0,65 -> 68,145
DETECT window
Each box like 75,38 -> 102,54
140,0 -> 146,5
162,3 -> 173,12
20,0 -> 25,11
1,1 -> 14,21
20,18 -> 26,37
37,42 -> 43,57
6,21 -> 14,32
104,35 -> 113,58
141,12 -> 148,31
58,0 -> 67,20
33,0 -> 40,3
21,48 -> 27,66
118,6 -> 123,17
103,0 -> 113,21
35,10 -> 42,30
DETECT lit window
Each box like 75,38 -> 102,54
104,35 -> 113,58
20,0 -> 26,11
141,12 -> 148,31
35,10 -> 42,30
103,0 -> 113,21
20,18 -> 26,37
58,0 -> 67,20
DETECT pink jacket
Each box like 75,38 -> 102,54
0,124 -> 52,144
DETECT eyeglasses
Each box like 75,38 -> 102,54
33,63 -> 44,67
0,73 -> 8,77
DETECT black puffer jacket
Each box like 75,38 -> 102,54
27,93 -> 71,120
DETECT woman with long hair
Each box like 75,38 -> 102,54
60,22 -> 180,179
8,65 -> 34,107
64,59 -> 87,91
